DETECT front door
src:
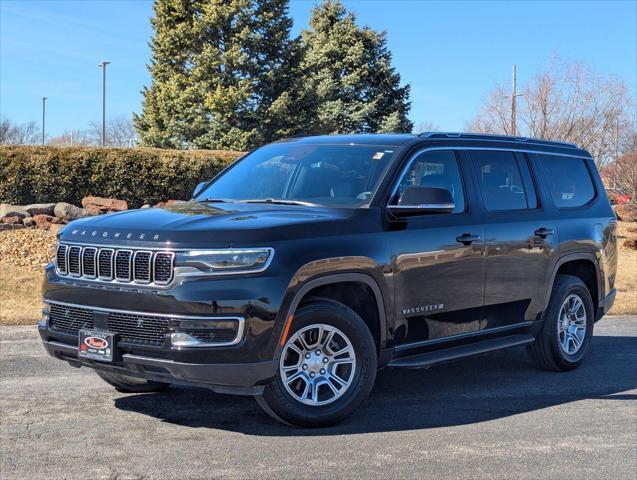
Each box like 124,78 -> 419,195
389,149 -> 485,345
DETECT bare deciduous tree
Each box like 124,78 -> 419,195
89,116 -> 137,147
0,118 -> 42,145
47,129 -> 93,147
413,121 -> 442,134
601,134 -> 637,199
467,58 -> 634,166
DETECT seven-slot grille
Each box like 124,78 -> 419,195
48,303 -> 169,345
56,244 -> 174,286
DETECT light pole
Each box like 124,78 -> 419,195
98,61 -> 111,146
511,65 -> 524,137
41,97 -> 47,145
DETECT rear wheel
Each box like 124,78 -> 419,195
94,370 -> 171,393
528,274 -> 595,371
258,299 -> 377,427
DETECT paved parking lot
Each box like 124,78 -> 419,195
1,317 -> 636,479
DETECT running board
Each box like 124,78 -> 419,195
388,334 -> 535,369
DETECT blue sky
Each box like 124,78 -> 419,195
1,0 -> 635,138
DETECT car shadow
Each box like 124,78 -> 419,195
113,335 -> 637,436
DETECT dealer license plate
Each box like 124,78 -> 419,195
78,330 -> 114,362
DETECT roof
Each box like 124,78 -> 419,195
275,133 -> 417,147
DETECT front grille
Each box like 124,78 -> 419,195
49,303 -> 94,333
115,250 -> 132,281
56,244 -> 175,286
154,252 -> 174,284
56,245 -> 68,274
68,246 -> 81,276
48,302 -> 169,346
98,249 -> 113,279
82,247 -> 97,278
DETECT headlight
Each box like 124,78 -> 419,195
174,248 -> 274,274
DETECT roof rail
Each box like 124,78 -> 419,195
417,132 -> 578,149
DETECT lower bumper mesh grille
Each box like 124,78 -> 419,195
48,303 -> 169,346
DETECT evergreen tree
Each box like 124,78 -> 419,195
135,0 -> 305,150
301,0 -> 412,134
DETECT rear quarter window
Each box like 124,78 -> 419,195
538,155 -> 596,208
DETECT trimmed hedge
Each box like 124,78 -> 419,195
0,146 -> 242,208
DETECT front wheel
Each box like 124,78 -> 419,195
258,299 -> 377,427
527,274 -> 595,371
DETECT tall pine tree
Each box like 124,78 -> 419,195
134,0 -> 304,150
301,0 -> 412,134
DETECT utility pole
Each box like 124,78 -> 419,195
98,61 -> 111,146
41,97 -> 47,145
511,65 -> 524,137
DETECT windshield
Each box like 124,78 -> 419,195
196,143 -> 399,207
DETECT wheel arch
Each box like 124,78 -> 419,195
545,253 -> 602,315
278,273 -> 388,354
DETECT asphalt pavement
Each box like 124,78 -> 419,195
1,317 -> 636,479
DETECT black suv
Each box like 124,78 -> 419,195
39,133 -> 618,427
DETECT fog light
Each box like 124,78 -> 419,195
170,317 -> 245,347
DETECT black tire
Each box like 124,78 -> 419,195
258,298 -> 377,427
94,370 -> 171,393
527,274 -> 595,371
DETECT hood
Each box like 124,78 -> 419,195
59,201 -> 361,248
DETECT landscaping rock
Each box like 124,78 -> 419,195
614,203 -> 637,222
54,202 -> 89,222
0,204 -> 28,220
623,238 -> 637,251
81,196 -> 128,214
0,223 -> 25,231
24,203 -> 55,216
2,215 -> 22,225
32,214 -> 63,230
23,216 -> 35,228
141,204 -> 151,209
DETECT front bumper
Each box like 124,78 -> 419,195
39,331 -> 277,395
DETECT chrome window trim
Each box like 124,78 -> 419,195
67,246 -> 83,277
388,146 -> 593,206
97,248 -> 115,280
44,300 -> 245,347
133,250 -> 153,284
153,251 -> 175,285
390,203 -> 455,210
114,249 -> 133,282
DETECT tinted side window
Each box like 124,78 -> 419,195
538,155 -> 596,208
396,150 -> 465,213
471,150 -> 534,211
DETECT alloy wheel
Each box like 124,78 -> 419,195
557,293 -> 587,355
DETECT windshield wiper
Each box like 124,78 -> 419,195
196,198 -> 231,203
240,198 -> 319,207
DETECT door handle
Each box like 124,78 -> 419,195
534,228 -> 554,238
456,233 -> 480,246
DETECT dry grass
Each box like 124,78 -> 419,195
0,222 -> 635,325
612,221 -> 637,315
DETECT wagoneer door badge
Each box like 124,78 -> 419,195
402,304 -> 444,317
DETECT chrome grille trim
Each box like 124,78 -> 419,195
114,250 -> 133,281
97,248 -> 114,280
56,244 -> 175,287
153,252 -> 175,285
81,247 -> 98,279
133,250 -> 153,283
68,246 -> 82,276
56,244 -> 68,274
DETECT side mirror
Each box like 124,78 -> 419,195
388,186 -> 455,216
192,181 -> 208,199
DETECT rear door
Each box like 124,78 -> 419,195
466,149 -> 559,329
389,149 -> 485,345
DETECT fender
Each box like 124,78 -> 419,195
542,251 -> 603,314
275,272 -> 388,357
